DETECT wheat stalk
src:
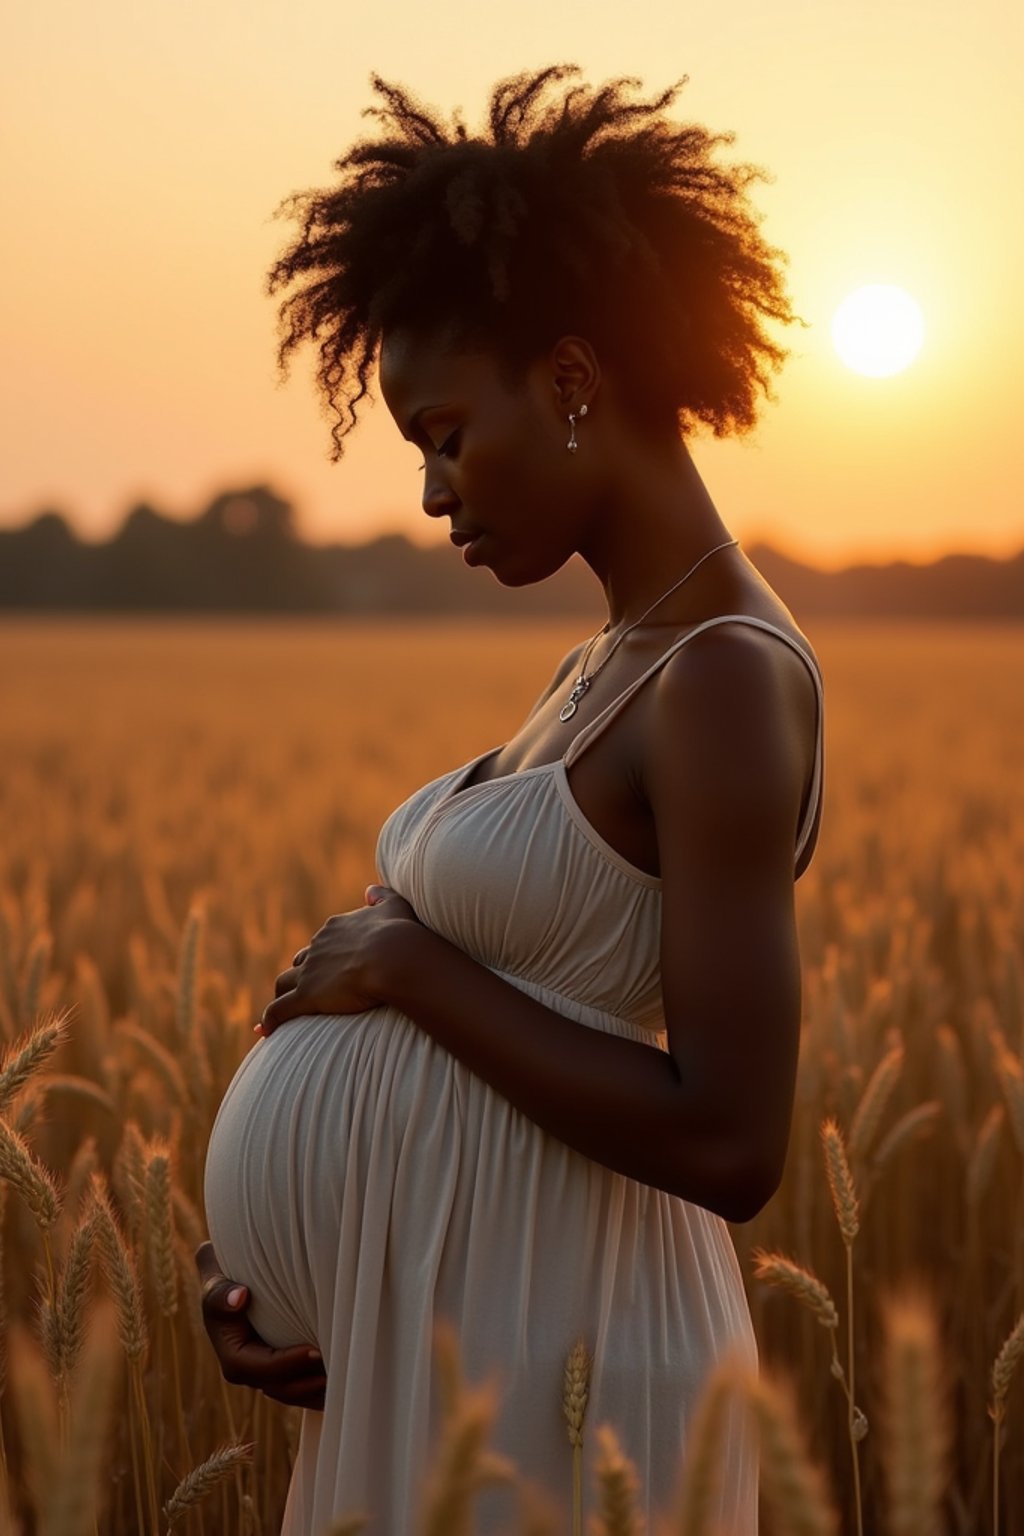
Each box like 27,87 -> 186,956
163,1442 -> 254,1527
879,1290 -> 951,1536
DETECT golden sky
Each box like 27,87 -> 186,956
2,0 -> 1022,571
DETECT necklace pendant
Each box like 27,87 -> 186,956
559,675 -> 590,722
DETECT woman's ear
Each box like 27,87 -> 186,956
548,335 -> 600,416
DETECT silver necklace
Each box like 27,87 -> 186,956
559,537 -> 740,722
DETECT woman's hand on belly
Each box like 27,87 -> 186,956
257,883 -> 422,1037
195,1242 -> 327,1409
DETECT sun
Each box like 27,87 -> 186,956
831,284 -> 925,377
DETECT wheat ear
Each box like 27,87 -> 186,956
934,1024 -> 968,1148
113,1019 -> 188,1109
421,1322 -> 516,1536
0,1114 -> 60,1231
50,1205 -> 98,1394
144,1139 -> 178,1318
0,1187 -> 7,1399
819,1120 -> 865,1535
0,1011 -> 71,1113
991,1041 -> 1024,1157
967,1104 -> 1005,1209
88,1175 -> 147,1363
9,1324 -> 58,1514
19,930 -> 53,1030
879,1290 -> 951,1536
669,1353 -> 750,1536
820,1118 -> 859,1243
590,1422 -> 643,1536
112,1120 -> 148,1242
991,1310 -> 1024,1412
751,1250 -> 839,1330
176,904 -> 205,1042
871,1102 -> 942,1173
745,1370 -> 840,1536
163,1442 -> 254,1527
44,1298 -> 120,1536
562,1335 -> 592,1536
990,1310 -> 1024,1536
848,1040 -> 904,1165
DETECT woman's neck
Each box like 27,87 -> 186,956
577,437 -> 739,630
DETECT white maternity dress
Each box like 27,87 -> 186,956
203,614 -> 825,1536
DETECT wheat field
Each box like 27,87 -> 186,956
0,615 -> 1021,1536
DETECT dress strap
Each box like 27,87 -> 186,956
563,615 -> 825,859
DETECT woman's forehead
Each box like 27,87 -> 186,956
379,331 -> 503,418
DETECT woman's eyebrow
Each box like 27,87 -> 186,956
405,404 -> 452,439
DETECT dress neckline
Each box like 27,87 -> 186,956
433,749 -> 664,889
441,613 -> 822,810
419,613 -> 824,889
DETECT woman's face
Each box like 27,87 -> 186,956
378,328 -> 596,587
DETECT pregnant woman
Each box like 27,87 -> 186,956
199,64 -> 824,1534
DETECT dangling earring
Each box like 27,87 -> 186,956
566,402 -> 588,453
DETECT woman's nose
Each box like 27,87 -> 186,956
422,468 -> 460,520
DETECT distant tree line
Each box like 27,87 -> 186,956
1,485 -> 1021,620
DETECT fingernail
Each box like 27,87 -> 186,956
308,1349 -> 322,1361
227,1287 -> 246,1307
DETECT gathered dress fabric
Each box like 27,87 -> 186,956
203,615 -> 825,1536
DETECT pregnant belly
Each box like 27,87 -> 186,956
203,1005 -> 446,1352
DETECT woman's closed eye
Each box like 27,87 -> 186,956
416,428 -> 461,472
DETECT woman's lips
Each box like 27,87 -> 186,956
450,528 -> 486,563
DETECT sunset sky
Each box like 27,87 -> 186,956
3,1 -> 1022,571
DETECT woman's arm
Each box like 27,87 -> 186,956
372,626 -> 808,1226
